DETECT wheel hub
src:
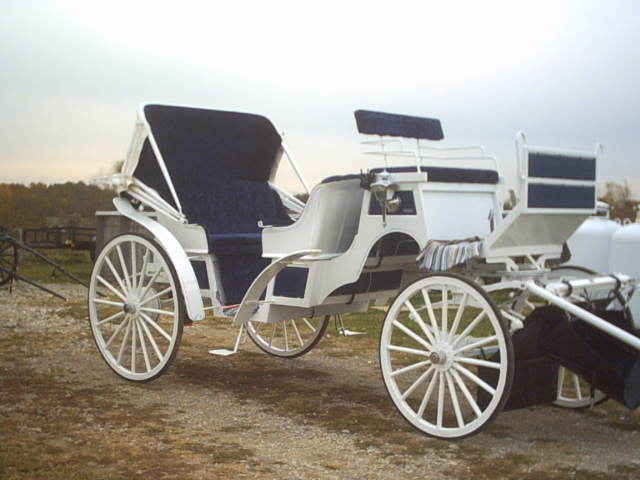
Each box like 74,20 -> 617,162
123,302 -> 139,315
430,344 -> 455,372
430,351 -> 445,365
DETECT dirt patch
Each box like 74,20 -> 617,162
2,284 -> 640,479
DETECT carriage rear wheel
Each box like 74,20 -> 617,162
88,233 -> 184,382
246,315 -> 330,358
0,226 -> 18,286
380,273 -> 514,439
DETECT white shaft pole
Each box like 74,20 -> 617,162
525,281 -> 640,351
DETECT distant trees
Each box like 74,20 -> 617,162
0,182 -> 114,231
599,181 -> 638,223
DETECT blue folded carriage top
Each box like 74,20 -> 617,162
132,104 -> 293,304
132,104 -> 292,250
134,104 -> 283,211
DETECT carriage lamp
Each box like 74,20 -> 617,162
370,171 -> 399,225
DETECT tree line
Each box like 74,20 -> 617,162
0,182 -> 114,231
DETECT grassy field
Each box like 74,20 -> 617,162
14,249 -> 93,284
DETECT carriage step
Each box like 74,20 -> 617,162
208,325 -> 246,356
334,314 -> 365,336
209,349 -> 239,356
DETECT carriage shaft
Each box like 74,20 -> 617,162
525,280 -> 640,352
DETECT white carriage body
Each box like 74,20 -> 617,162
89,103 -> 640,440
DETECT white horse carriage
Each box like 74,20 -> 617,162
90,104 -> 640,439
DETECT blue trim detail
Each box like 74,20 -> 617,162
528,153 -> 596,181
190,260 -> 209,289
273,267 -> 308,298
322,167 -> 499,186
329,270 -> 402,296
528,184 -> 595,209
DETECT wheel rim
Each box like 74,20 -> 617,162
0,229 -> 17,286
89,234 -> 182,381
247,316 -> 329,358
554,366 -> 607,408
380,274 -> 513,439
548,266 -> 608,408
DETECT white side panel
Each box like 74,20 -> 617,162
262,179 -> 363,256
422,189 -> 494,239
113,197 -> 205,321
156,215 -> 209,254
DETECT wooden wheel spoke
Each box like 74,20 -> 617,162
387,344 -> 430,357
391,359 -> 431,378
106,315 -> 130,348
116,317 -> 132,365
393,320 -> 433,351
448,293 -> 468,341
104,256 -> 128,296
417,367 -> 439,417
130,241 -> 138,291
138,267 -> 162,300
283,320 -> 289,351
451,369 -> 482,418
441,287 -> 448,339
139,312 -> 172,342
140,287 -> 172,306
453,363 -> 496,395
302,317 -> 316,332
140,306 -> 175,317
97,275 -> 127,302
453,335 -> 498,356
402,300 -> 437,346
445,371 -> 464,428
402,366 -> 434,400
421,288 -> 441,343
116,244 -> 133,293
269,322 -> 277,347
136,319 -> 151,373
97,310 -> 125,326
291,319 -> 304,347
93,298 -> 125,308
131,317 -> 137,373
436,372 -> 445,428
138,315 -> 163,362
451,311 -> 486,349
454,356 -> 501,370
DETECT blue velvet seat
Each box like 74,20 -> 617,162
133,105 -> 293,305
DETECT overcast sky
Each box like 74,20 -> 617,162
1,0 -> 639,197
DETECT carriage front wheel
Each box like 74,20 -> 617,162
88,233 -> 185,382
380,273 -> 514,439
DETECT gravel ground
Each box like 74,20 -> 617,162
2,283 -> 640,479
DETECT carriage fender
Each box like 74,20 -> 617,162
112,197 -> 205,321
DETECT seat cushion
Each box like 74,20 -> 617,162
208,233 -> 262,255
180,179 -> 293,254
373,166 -> 499,184
321,166 -> 499,185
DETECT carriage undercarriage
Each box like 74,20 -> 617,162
89,105 -> 640,439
